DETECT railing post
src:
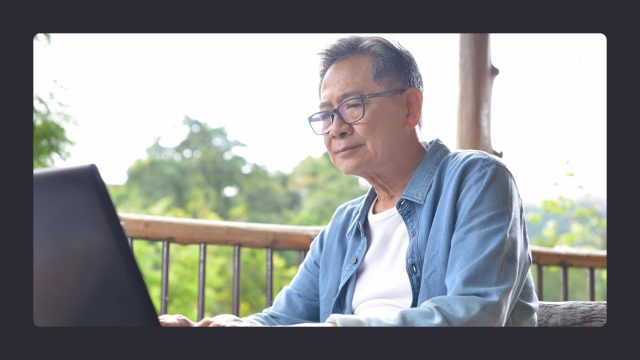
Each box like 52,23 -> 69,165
233,245 -> 241,316
562,264 -> 569,301
198,242 -> 207,321
161,239 -> 170,315
266,248 -> 273,308
589,267 -> 595,301
536,264 -> 544,301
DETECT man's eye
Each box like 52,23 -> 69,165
319,112 -> 332,121
343,100 -> 362,110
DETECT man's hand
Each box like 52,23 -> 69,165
159,313 -> 336,327
288,322 -> 337,327
158,314 -> 196,327
159,313 -> 259,327
194,314 -> 264,327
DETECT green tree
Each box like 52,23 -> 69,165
33,93 -> 75,168
121,116 -> 246,220
112,116 -> 304,317
110,115 -> 373,317
228,166 -> 291,223
286,153 -> 367,226
526,170 -> 607,301
33,34 -> 75,169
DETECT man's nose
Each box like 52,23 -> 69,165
328,113 -> 353,139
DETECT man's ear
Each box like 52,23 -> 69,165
404,87 -> 423,128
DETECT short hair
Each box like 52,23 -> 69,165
318,36 -> 424,95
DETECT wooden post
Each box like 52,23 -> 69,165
457,33 -> 502,157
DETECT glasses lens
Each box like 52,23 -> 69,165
309,112 -> 333,134
338,97 -> 364,124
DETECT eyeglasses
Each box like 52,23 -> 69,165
307,87 -> 408,135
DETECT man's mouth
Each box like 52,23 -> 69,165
334,144 -> 363,154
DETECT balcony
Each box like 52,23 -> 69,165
119,212 -> 607,326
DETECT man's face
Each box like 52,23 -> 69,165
319,55 -> 409,177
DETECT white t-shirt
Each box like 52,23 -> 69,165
351,198 -> 412,319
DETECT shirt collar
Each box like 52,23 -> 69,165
401,138 -> 450,204
356,138 -> 450,227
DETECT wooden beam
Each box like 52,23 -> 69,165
119,212 -> 321,250
119,213 -> 607,270
531,245 -> 607,269
457,33 -> 502,157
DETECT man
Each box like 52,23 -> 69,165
160,35 -> 538,327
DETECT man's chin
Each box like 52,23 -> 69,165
335,163 -> 359,176
330,156 -> 364,176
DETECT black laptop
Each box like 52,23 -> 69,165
33,164 -> 160,326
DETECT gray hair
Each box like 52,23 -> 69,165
318,36 -> 424,95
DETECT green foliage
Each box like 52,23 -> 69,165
34,33 -> 51,44
527,195 -> 606,251
110,115 -> 367,318
286,153 -> 365,225
33,34 -> 75,169
33,94 -> 75,168
531,265 -> 607,301
130,240 -> 163,314
525,170 -> 607,301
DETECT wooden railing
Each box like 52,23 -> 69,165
530,245 -> 606,301
119,213 -> 319,318
119,213 -> 607,319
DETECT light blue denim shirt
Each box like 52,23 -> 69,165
244,138 -> 538,326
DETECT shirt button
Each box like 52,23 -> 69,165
351,256 -> 358,264
400,199 -> 406,206
412,264 -> 417,273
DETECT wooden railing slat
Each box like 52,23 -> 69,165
530,245 -> 606,268
119,213 -> 321,251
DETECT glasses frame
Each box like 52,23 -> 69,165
307,87 -> 409,135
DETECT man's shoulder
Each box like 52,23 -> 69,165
425,139 -> 507,174
443,148 -> 508,173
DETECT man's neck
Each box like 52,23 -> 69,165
366,141 -> 426,214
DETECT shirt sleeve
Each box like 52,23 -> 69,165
327,161 -> 535,326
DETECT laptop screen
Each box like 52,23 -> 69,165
33,164 -> 160,326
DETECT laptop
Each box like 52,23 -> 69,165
33,164 -> 160,326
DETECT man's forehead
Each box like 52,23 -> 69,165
319,56 -> 374,106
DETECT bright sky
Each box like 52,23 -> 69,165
33,33 -> 606,204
